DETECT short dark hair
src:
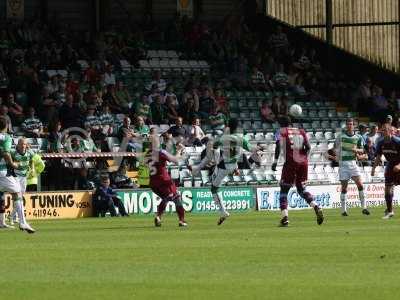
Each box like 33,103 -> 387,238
228,118 -> 239,133
346,118 -> 354,124
0,117 -> 8,131
278,116 -> 292,127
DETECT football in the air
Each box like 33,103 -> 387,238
289,104 -> 303,118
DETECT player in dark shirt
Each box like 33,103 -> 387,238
372,123 -> 400,219
272,116 -> 324,226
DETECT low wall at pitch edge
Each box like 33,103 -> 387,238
4,182 -> 397,220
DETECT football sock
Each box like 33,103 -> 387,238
0,213 -> 4,225
176,206 -> 185,222
157,199 -> 168,217
15,199 -> 27,225
358,189 -> 366,209
385,193 -> 393,213
212,192 -> 227,216
340,192 -> 347,213
281,209 -> 288,218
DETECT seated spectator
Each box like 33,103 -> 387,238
293,76 -> 307,97
182,83 -> 199,111
134,116 -> 150,136
114,81 -> 131,111
47,75 -> 60,95
168,117 -> 187,141
84,105 -> 101,132
260,101 -> 275,123
99,104 -> 115,137
40,86 -> 60,123
215,89 -> 228,114
6,92 -> 24,124
21,107 -> 43,137
103,84 -> 122,114
132,94 -> 152,124
92,175 -> 128,217
146,70 -> 166,94
165,95 -> 180,123
147,83 -> 161,104
164,84 -> 178,106
118,116 -> 140,147
209,107 -> 227,136
370,85 -> 389,120
280,96 -> 289,116
249,66 -> 267,91
189,117 -> 207,146
84,61 -> 99,85
59,94 -> 82,129
179,97 -> 198,125
150,94 -> 168,124
0,105 -> 13,133
104,64 -> 116,86
272,64 -> 289,91
198,87 -> 216,119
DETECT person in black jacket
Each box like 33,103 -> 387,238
92,175 -> 128,217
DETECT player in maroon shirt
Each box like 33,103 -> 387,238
144,139 -> 187,227
272,116 -> 324,226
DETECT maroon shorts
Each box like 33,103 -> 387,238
150,178 -> 177,199
280,162 -> 308,186
384,166 -> 400,186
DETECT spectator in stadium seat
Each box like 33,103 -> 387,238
104,64 -> 116,86
168,117 -> 187,141
354,77 -> 372,112
59,94 -> 82,129
182,83 -> 199,112
180,96 -> 198,125
132,94 -> 152,124
165,95 -> 180,124
41,87 -> 60,123
293,76 -> 307,97
21,107 -> 43,138
189,117 -> 207,146
146,70 -> 166,94
150,94 -> 168,125
370,85 -> 389,120
6,92 -> 24,124
214,89 -> 228,114
198,87 -> 216,119
209,107 -> 227,136
164,84 -> 178,106
114,81 -> 131,111
272,64 -> 289,91
84,106 -> 101,133
84,61 -> 99,85
249,66 -> 266,90
47,75 -> 60,95
260,100 -> 275,123
99,104 -> 115,137
0,105 -> 13,133
134,116 -> 150,137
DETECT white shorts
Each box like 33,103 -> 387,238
339,161 -> 361,181
0,176 -> 21,194
17,177 -> 27,194
211,163 -> 237,187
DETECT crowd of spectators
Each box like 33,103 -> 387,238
1,14 -> 399,191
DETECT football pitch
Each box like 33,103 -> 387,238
0,208 -> 399,300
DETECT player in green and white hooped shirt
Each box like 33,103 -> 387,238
9,138 -> 36,233
329,118 -> 370,216
190,118 -> 262,225
0,117 -> 22,229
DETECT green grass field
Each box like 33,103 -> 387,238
0,208 -> 399,300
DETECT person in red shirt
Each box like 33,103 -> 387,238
144,138 -> 187,227
272,116 -> 324,226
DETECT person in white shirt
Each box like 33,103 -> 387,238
189,117 -> 207,146
146,70 -> 166,93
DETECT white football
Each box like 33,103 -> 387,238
289,104 -> 303,117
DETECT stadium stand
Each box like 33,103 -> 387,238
0,13 -> 396,190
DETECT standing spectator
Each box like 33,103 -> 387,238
21,107 -> 43,137
150,95 -> 168,124
59,94 -> 82,129
104,64 -> 116,86
209,107 -> 227,136
146,70 -> 166,93
366,124 -> 380,161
